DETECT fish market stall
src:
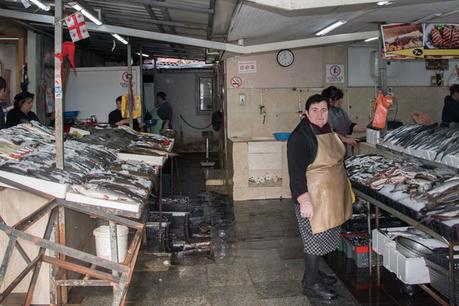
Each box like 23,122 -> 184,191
0,122 -> 171,304
346,151 -> 459,305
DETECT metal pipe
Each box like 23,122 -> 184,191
54,0 -> 64,169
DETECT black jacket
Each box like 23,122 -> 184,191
441,95 -> 459,125
287,119 -> 322,201
6,107 -> 40,128
108,109 -> 140,131
0,101 -> 5,129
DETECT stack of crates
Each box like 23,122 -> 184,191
340,232 -> 376,268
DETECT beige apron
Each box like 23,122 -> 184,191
306,132 -> 352,234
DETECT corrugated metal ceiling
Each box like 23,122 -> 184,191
1,0 -> 459,61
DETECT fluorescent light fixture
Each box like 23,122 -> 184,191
112,34 -> 128,45
71,3 -> 82,10
364,36 -> 379,42
71,2 -> 103,26
315,20 -> 347,36
377,1 -> 392,5
29,0 -> 50,11
136,52 -> 150,57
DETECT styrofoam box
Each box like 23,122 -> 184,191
0,170 -> 69,198
396,250 -> 430,285
117,152 -> 166,166
372,227 -> 409,255
383,241 -> 396,273
66,191 -> 141,214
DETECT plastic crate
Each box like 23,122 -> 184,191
342,233 -> 376,268
159,196 -> 190,212
146,221 -> 172,252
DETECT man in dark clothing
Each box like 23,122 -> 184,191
108,96 -> 140,131
441,84 -> 459,126
156,92 -> 172,129
0,77 -> 7,129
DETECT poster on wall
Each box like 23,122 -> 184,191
381,23 -> 423,60
381,23 -> 459,59
325,64 -> 344,83
238,60 -> 257,74
423,24 -> 459,58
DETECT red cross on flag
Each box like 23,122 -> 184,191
64,12 -> 90,42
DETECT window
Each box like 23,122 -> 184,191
197,76 -> 213,113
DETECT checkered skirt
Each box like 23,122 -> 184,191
294,203 -> 340,255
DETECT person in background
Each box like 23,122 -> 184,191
0,77 -> 7,129
287,94 -> 352,301
6,91 -> 40,128
150,92 -> 172,133
108,96 -> 142,131
321,86 -> 366,145
441,84 -> 459,126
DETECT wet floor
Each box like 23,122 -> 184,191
72,153 -> 442,306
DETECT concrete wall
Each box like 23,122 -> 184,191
225,46 -> 450,140
154,70 -> 220,152
0,43 -> 16,104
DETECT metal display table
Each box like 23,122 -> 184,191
355,188 -> 458,306
0,176 -> 145,306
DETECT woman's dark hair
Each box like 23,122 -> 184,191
321,86 -> 343,102
305,94 -> 329,111
450,84 -> 459,95
13,91 -> 34,108
0,77 -> 6,91
116,96 -> 122,103
156,92 -> 167,99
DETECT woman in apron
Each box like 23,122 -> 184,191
287,94 -> 353,300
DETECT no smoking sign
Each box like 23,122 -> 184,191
230,76 -> 243,88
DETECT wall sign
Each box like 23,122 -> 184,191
381,23 -> 459,59
326,64 -> 344,83
238,61 -> 257,74
230,76 -> 243,88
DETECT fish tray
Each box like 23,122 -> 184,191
65,192 -> 143,215
0,170 -> 69,198
117,152 -> 166,166
425,252 -> 459,304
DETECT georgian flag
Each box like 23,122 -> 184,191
64,12 -> 90,42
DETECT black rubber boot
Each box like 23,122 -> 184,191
302,253 -> 338,300
319,270 -> 337,285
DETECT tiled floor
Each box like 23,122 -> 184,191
72,154 -> 443,306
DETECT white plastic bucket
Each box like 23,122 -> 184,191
93,225 -> 129,263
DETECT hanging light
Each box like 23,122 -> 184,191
112,34 -> 128,45
29,0 -> 51,11
315,20 -> 347,36
70,2 -> 103,25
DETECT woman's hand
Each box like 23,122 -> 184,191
297,193 -> 314,219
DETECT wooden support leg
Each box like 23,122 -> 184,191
24,208 -> 58,306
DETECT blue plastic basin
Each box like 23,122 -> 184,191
273,132 -> 291,141
64,111 -> 79,118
